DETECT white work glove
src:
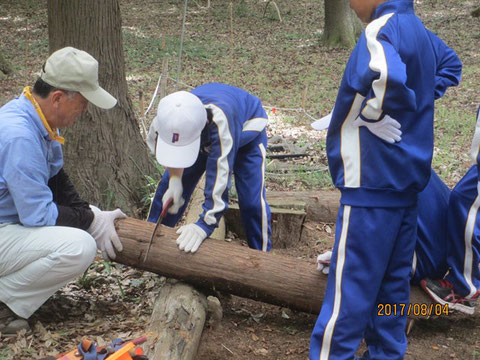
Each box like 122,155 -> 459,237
176,223 -> 208,253
352,115 -> 402,144
88,205 -> 127,260
146,122 -> 158,155
317,250 -> 332,275
163,176 -> 185,214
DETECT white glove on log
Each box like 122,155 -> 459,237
317,250 -> 332,275
176,223 -> 208,253
88,205 -> 127,260
163,176 -> 185,214
353,115 -> 402,144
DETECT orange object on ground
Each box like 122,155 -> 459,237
105,342 -> 135,360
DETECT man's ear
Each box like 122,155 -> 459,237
50,90 -> 64,109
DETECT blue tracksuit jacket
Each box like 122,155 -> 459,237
148,83 -> 272,251
326,0 -> 461,207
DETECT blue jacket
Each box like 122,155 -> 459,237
470,105 -> 480,179
0,94 -> 62,226
326,0 -> 461,207
190,83 -> 268,235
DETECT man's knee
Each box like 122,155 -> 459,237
55,228 -> 97,272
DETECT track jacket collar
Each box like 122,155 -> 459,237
372,0 -> 414,20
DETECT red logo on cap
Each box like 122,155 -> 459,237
172,133 -> 180,143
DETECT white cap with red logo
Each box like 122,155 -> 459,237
147,91 -> 207,168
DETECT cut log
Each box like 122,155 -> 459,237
225,190 -> 338,247
265,190 -> 340,223
144,280 -> 207,360
115,217 -> 432,315
224,203 -> 306,248
145,177 -> 224,360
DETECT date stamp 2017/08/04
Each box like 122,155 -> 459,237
377,303 -> 449,317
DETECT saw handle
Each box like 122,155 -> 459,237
161,197 -> 174,217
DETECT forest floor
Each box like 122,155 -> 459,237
1,0 -> 480,359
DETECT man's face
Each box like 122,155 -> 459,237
51,91 -> 89,128
350,0 -> 384,23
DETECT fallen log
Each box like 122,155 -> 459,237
115,217 -> 431,314
145,280 -> 207,360
145,177 -> 222,360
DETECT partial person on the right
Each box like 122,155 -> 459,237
418,105 -> 480,315
309,0 -> 462,359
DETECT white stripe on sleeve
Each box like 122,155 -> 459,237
242,117 -> 268,132
340,94 -> 364,188
469,108 -> 480,164
204,104 -> 234,226
361,13 -> 395,121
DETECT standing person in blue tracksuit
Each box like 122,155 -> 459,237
146,83 -> 271,254
422,106 -> 480,314
309,0 -> 462,358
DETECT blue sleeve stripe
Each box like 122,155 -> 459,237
361,13 -> 395,121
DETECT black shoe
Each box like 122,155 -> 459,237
0,303 -> 30,335
420,278 -> 478,315
453,291 -> 479,315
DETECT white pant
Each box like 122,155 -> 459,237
0,224 -> 96,318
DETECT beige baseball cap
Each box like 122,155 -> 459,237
40,47 -> 117,109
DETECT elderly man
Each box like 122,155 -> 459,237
0,47 -> 126,334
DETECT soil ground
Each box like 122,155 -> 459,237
1,0 -> 480,359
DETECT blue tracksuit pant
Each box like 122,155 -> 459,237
445,165 -> 480,297
310,204 -> 417,360
411,169 -> 450,284
148,131 -> 272,251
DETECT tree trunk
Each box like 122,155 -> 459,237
115,217 -> 432,315
323,0 -> 362,48
47,0 -> 155,214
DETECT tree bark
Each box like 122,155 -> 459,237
47,0 -> 155,214
145,281 -> 207,360
115,217 -> 432,315
323,0 -> 362,48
